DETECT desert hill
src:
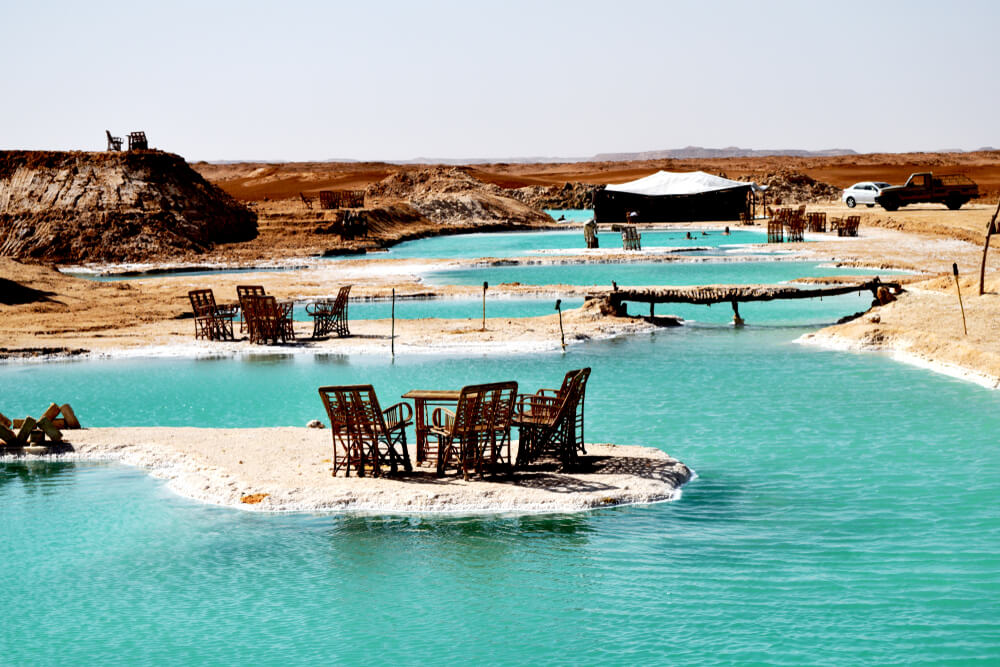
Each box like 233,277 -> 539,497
0,150 -> 257,263
195,150 -> 1000,202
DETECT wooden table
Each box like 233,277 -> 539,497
401,389 -> 461,464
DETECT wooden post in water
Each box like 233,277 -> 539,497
953,263 -> 968,335
978,199 -> 1000,295
391,288 -> 396,357
555,299 -> 566,351
732,300 -> 744,327
481,281 -> 488,331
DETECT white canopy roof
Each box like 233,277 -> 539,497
605,170 -> 762,196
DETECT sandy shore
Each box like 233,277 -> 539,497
5,206 -> 1000,389
799,273 -> 1000,389
6,427 -> 692,514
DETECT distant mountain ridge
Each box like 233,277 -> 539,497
592,146 -> 858,160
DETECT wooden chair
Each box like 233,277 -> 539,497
785,213 -> 805,242
513,369 -> 589,469
318,385 -> 413,477
839,215 -> 861,237
621,226 -> 641,251
306,285 -> 351,338
767,219 -> 784,243
806,212 -> 827,233
105,130 -> 122,151
188,289 -> 236,341
127,131 -> 148,151
428,381 -> 518,480
527,368 -> 590,454
243,295 -> 294,344
236,285 -> 266,333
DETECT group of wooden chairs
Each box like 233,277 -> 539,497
317,368 -> 591,481
187,285 -> 352,344
766,207 -> 860,242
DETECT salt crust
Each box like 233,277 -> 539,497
5,428 -> 692,515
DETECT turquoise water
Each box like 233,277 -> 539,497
544,208 -> 593,222
4,316 -> 1000,662
292,297 -> 585,322
426,260 -> 902,287
294,292 -> 868,325
384,228 -> 767,259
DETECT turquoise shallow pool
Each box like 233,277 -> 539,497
384,228 -> 766,259
544,208 -> 593,222
425,259 -> 902,287
292,296 -> 585,322
4,297 -> 999,663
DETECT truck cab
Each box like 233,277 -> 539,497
875,172 -> 978,211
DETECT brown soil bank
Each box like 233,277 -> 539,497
0,150 -> 257,263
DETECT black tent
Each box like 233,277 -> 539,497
593,170 -> 761,223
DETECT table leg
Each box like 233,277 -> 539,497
414,397 -> 427,463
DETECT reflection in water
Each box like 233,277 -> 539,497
0,460 -> 77,496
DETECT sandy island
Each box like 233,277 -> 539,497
7,428 -> 692,514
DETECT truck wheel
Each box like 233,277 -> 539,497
845,197 -> 856,208
880,198 -> 899,212
946,196 -> 963,210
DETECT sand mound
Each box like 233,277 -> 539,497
0,150 -> 258,263
366,167 -> 553,226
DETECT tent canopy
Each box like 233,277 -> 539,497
605,170 -> 764,196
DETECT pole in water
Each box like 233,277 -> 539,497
732,300 -> 745,327
953,263 -> 968,336
481,281 -> 488,331
391,287 -> 396,357
555,299 -> 566,351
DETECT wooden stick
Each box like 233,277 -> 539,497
16,417 -> 36,446
954,263 -> 968,336
41,402 -> 61,421
60,403 -> 81,429
481,281 -> 488,331
0,423 -> 18,447
390,288 -> 395,358
979,199 -> 1000,295
555,299 -> 566,351
37,417 -> 63,443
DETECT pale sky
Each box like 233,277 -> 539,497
2,0 -> 997,162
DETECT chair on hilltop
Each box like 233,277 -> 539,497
318,385 -> 413,477
306,285 -> 351,338
105,130 -> 122,152
513,368 -> 590,469
188,289 -> 236,341
243,294 -> 294,345
428,381 -> 518,480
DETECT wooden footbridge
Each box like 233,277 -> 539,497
588,278 -> 901,325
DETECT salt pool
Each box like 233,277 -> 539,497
544,208 -> 593,222
384,228 -> 768,260
3,316 -> 1000,663
424,259 -> 903,287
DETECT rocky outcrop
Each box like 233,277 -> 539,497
0,150 -> 257,263
365,167 -> 553,226
511,182 -> 600,209
748,168 -> 840,204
